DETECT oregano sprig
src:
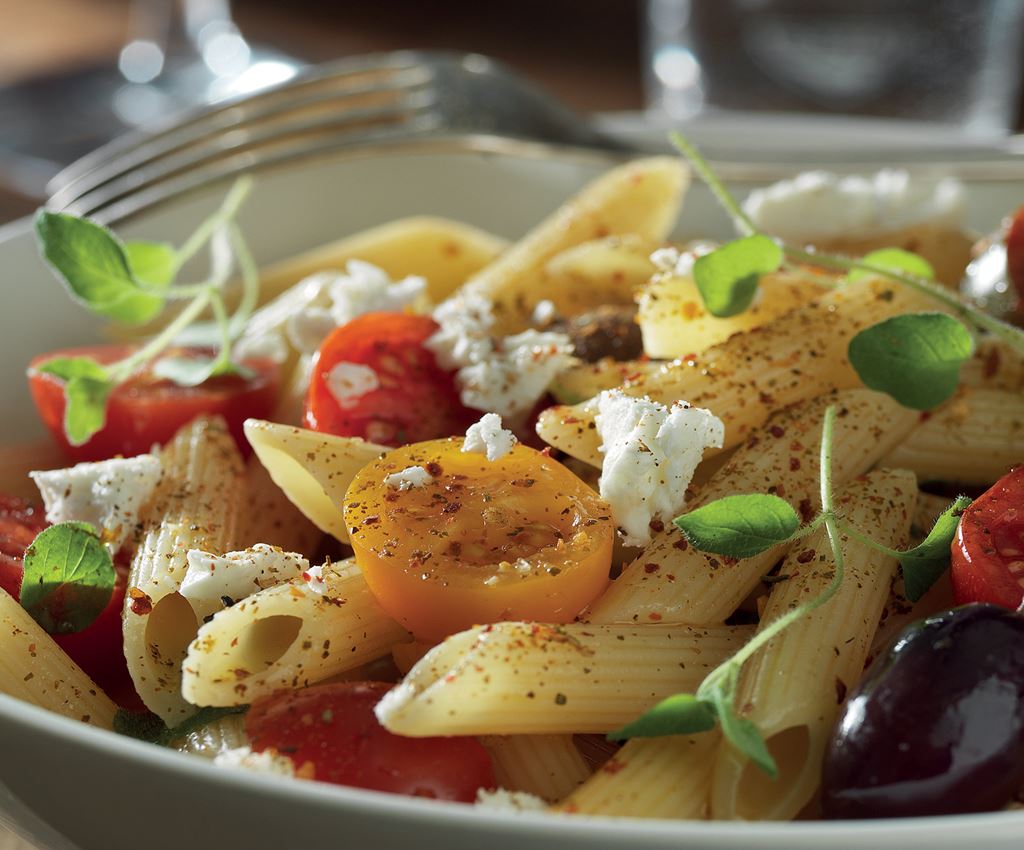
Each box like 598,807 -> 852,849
667,132 -> 1024,409
610,405 -> 970,775
34,177 -> 260,445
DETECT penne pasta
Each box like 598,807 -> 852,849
172,711 -> 249,758
959,338 -> 1024,392
586,389 -> 919,626
182,559 -> 408,707
537,276 -> 938,467
540,235 -> 658,316
481,735 -> 592,802
881,388 -> 1024,486
710,468 -> 917,821
123,417 -> 246,723
459,157 -> 688,333
238,455 -> 323,555
556,733 -> 719,819
550,359 -> 662,407
244,419 -> 388,542
376,621 -> 752,736
0,590 -> 118,729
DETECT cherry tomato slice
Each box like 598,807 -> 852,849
304,313 -> 476,446
246,681 -> 494,801
951,466 -> 1024,610
0,495 -> 143,710
345,438 -> 614,642
28,345 -> 280,463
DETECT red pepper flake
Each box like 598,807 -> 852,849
602,759 -> 626,775
128,588 -> 153,616
362,515 -> 381,526
798,498 -> 815,523
425,461 -> 443,476
512,479 -> 536,488
983,345 -> 1001,378
648,612 -> 662,621
648,518 -> 665,534
789,457 -> 801,471
918,410 -> 933,423
796,549 -> 816,564
441,501 -> 461,514
673,538 -> 688,551
769,425 -> 786,438
644,563 -> 660,574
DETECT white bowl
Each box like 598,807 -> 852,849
2,135 -> 1023,850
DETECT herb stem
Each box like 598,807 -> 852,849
833,518 -> 903,560
669,132 -> 759,237
227,222 -> 260,340
173,176 -> 254,274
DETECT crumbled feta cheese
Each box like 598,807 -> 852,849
531,299 -> 557,325
475,788 -> 547,812
384,465 -> 435,490
595,390 -> 725,547
743,169 -> 965,241
30,455 -> 162,554
302,563 -> 327,595
214,746 -> 296,778
427,295 -> 574,419
325,362 -> 380,409
233,330 -> 289,364
180,544 -> 309,621
462,413 -> 518,462
285,305 -> 337,356
330,259 -> 427,326
649,243 -> 715,277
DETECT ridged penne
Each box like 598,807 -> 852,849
537,277 -> 938,467
238,455 -> 323,554
244,419 -> 388,542
881,388 -> 1024,486
0,590 -> 118,729
481,735 -> 592,802
376,621 -> 752,736
459,157 -> 689,332
124,417 -> 246,723
710,468 -> 917,821
586,389 -> 919,626
172,711 -> 249,758
550,359 -> 662,406
556,733 -> 719,819
959,338 -> 1024,392
182,559 -> 408,707
541,235 -> 658,316
637,269 -> 828,360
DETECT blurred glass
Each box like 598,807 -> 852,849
645,0 -> 1024,132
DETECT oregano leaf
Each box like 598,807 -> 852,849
124,241 -> 177,287
607,693 -> 717,741
692,234 -> 783,318
708,685 -> 778,777
849,248 -> 935,283
900,495 -> 972,602
674,494 -> 800,558
848,313 -> 974,410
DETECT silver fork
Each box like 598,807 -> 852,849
46,51 -> 625,222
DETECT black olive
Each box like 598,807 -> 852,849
821,603 -> 1024,819
547,305 -> 643,363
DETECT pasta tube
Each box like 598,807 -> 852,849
244,419 -> 388,542
710,468 -> 917,821
182,559 -> 408,707
541,235 -> 658,316
0,590 -> 117,729
959,338 -> 1024,392
537,276 -> 937,467
881,388 -> 1024,486
238,455 -> 323,554
123,417 -> 245,723
586,389 -> 919,626
460,157 -> 689,332
376,621 -> 752,736
481,735 -> 592,802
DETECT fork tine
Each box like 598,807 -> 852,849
46,51 -> 433,196
49,64 -> 433,210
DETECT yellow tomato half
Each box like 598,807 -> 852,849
344,438 -> 614,641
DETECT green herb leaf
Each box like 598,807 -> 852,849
20,522 -> 117,634
151,355 -> 251,387
36,357 -> 114,446
113,704 -> 247,746
707,686 -> 777,777
692,234 -> 783,318
900,495 -> 972,602
35,211 -> 165,325
847,313 -> 974,410
607,693 -> 717,741
674,494 -> 800,558
848,248 -> 935,283
124,241 -> 177,287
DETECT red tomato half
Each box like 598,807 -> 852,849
28,345 -> 280,462
246,681 -> 494,801
951,466 -> 1024,610
304,313 -> 476,446
0,495 -> 143,710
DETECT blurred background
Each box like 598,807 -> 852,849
2,0 -> 1024,225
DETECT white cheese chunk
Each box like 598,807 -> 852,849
329,259 -> 427,326
180,544 -> 309,621
475,788 -> 548,812
303,563 -> 327,595
384,465 -> 435,490
462,413 -> 518,462
595,390 -> 724,547
29,454 -> 162,554
531,299 -> 557,324
213,746 -> 296,778
325,362 -> 380,409
742,169 -> 965,241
